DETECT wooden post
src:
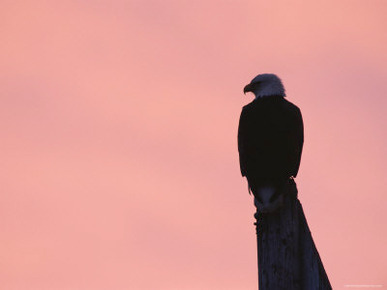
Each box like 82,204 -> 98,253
253,179 -> 332,289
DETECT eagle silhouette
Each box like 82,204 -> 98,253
238,74 -> 304,199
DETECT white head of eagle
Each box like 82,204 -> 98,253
243,73 -> 286,98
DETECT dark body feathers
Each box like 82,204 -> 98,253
238,96 -> 304,188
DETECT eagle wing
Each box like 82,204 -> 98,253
290,107 -> 304,178
238,107 -> 249,177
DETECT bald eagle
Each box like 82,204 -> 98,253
238,73 -> 304,196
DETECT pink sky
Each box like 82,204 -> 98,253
1,0 -> 387,289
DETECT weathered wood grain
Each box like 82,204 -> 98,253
254,179 -> 332,290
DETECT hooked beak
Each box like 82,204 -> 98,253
243,83 -> 253,94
